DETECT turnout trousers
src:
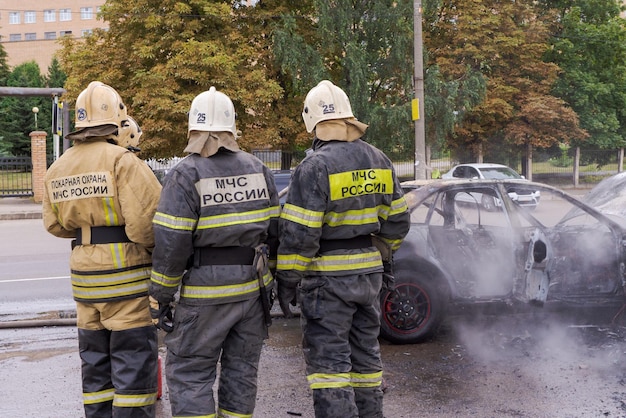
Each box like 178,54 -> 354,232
77,297 -> 158,418
164,296 -> 267,418
299,273 -> 384,418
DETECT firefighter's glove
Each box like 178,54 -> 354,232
149,296 -> 174,333
382,260 -> 395,292
277,279 -> 298,319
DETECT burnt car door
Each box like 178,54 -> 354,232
509,183 -> 626,306
426,185 -> 522,300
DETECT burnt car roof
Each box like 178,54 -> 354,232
580,171 -> 626,218
404,178 -> 626,227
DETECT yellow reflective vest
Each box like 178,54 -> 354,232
277,139 -> 410,281
43,139 -> 162,303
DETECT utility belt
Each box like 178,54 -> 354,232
193,246 -> 256,266
318,235 -> 373,253
72,226 -> 129,248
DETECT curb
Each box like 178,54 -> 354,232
0,212 -> 42,221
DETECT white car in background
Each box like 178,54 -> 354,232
441,163 -> 540,210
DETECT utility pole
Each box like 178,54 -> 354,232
413,0 -> 427,179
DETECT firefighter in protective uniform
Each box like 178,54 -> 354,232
276,80 -> 410,418
118,115 -> 142,152
42,81 -> 162,418
149,87 -> 280,418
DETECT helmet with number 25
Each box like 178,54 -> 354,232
74,81 -> 128,129
188,87 -> 237,137
302,80 -> 354,133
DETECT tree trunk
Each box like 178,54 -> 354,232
280,151 -> 292,170
526,142 -> 533,181
573,147 -> 580,187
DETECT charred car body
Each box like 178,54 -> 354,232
381,175 -> 626,344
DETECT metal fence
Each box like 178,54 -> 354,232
0,156 -> 33,197
3,149 -> 616,199
428,149 -> 623,185
142,149 -> 624,186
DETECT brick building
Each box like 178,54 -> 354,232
0,1 -> 106,71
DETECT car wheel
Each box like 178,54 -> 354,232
481,195 -> 495,211
379,273 -> 446,344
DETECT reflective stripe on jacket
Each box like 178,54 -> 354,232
42,139 -> 162,302
277,139 -> 410,280
149,151 -> 280,305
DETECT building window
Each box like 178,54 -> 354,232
24,11 -> 36,24
9,12 -> 20,24
80,7 -> 93,20
60,9 -> 71,22
25,33 -> 36,41
44,32 -> 56,40
81,29 -> 93,37
60,30 -> 73,37
9,34 -> 22,41
44,10 -> 56,22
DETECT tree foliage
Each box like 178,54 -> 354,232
272,0 -> 416,158
544,0 -> 626,150
0,62 -> 52,156
0,43 -> 10,87
58,0 -> 282,158
0,43 -> 11,155
46,57 -> 67,88
234,0 -> 317,156
51,0 -> 626,166
427,0 -> 586,162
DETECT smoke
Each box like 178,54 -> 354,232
451,313 -> 626,416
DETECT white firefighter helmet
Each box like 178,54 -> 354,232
117,116 -> 142,151
188,86 -> 237,136
74,81 -> 128,129
302,80 -> 354,133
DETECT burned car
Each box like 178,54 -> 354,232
380,175 -> 626,344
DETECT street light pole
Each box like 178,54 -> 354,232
32,106 -> 39,130
413,0 -> 427,180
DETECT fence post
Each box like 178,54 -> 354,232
619,148 -> 624,173
526,142 -> 533,182
30,131 -> 47,203
573,147 -> 580,187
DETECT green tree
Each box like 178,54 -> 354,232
544,1 -> 626,151
272,0 -> 416,158
46,57 -> 67,88
59,0 -> 282,158
0,42 -> 10,87
0,62 -> 51,155
427,0 -> 586,162
238,0 -> 317,158
0,41 -> 12,154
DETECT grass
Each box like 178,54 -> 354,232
531,160 -> 619,174
0,171 -> 32,192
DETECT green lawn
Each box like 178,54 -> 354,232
0,171 -> 32,192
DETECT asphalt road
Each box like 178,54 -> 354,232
4,188 -> 625,417
2,310 -> 625,417
0,219 -> 73,320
